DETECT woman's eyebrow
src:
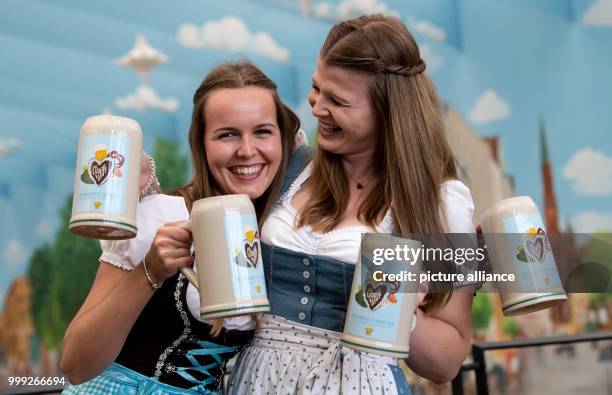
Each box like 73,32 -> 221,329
213,126 -> 240,133
253,123 -> 276,129
313,79 -> 349,104
330,92 -> 349,104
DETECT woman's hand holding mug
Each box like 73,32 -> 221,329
144,221 -> 194,286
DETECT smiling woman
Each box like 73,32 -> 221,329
204,86 -> 282,199
309,58 -> 378,156
228,15 -> 477,395
60,62 -> 300,395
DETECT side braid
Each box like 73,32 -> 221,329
383,60 -> 426,77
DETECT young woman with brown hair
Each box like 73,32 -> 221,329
60,61 -> 301,394
227,15 -> 476,394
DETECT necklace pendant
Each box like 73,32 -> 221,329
357,183 -> 364,190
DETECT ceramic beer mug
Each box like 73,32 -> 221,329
342,233 -> 421,358
179,194 -> 270,320
479,196 -> 567,315
70,115 -> 142,240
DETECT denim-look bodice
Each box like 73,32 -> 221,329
262,242 -> 354,332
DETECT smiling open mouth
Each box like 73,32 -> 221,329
319,121 -> 342,133
230,164 -> 264,178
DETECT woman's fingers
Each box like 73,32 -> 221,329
146,221 -> 196,282
156,236 -> 191,250
153,223 -> 192,249
165,247 -> 192,259
172,255 -> 195,269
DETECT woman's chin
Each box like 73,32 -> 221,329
317,137 -> 343,154
228,187 -> 265,200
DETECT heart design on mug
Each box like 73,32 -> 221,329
88,159 -> 111,186
525,237 -> 545,262
244,240 -> 259,268
536,229 -> 551,252
365,283 -> 388,311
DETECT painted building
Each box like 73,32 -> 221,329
444,104 -> 515,219
0,276 -> 33,375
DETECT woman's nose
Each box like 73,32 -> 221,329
236,137 -> 256,158
310,95 -> 328,118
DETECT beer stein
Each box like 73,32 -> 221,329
180,194 -> 270,320
70,115 -> 142,240
342,233 -> 421,358
479,196 -> 567,315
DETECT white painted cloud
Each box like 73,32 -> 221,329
415,20 -> 446,43
313,0 -> 398,21
469,90 -> 510,124
337,0 -> 399,19
407,16 -> 447,43
419,44 -> 442,72
582,0 -> 612,26
36,218 -> 51,238
250,32 -> 290,64
0,137 -> 20,157
572,212 -> 612,233
314,3 -> 334,19
177,17 -> 289,63
563,148 -> 612,196
201,17 -> 251,51
177,24 -> 203,48
115,85 -> 179,112
4,240 -> 28,268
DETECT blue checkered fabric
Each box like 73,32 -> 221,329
62,363 -> 214,394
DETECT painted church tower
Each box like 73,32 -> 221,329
540,116 -> 571,325
540,116 -> 560,235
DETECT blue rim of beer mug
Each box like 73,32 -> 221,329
200,303 -> 270,318
340,338 -> 409,356
69,218 -> 137,232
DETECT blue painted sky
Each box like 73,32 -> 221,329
0,0 -> 611,307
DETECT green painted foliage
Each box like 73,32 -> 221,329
27,137 -> 190,349
27,197 -> 100,349
502,317 -> 520,338
472,293 -> 493,331
580,233 -> 612,294
153,138 -> 189,192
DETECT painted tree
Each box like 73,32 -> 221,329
27,197 -> 100,349
27,137 -> 189,349
27,243 -> 55,346
153,138 -> 189,192
582,232 -> 612,290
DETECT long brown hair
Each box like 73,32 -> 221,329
298,15 -> 458,310
173,62 -> 299,334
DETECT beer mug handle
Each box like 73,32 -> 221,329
178,221 -> 199,290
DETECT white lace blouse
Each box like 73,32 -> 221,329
262,162 -> 476,265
